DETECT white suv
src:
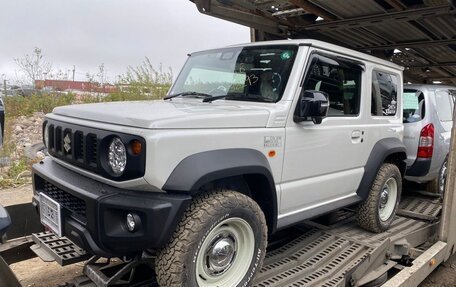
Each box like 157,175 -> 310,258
33,40 -> 406,287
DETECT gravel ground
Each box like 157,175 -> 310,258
1,185 -> 456,286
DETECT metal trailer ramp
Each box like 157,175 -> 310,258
55,194 -> 441,287
254,194 -> 441,287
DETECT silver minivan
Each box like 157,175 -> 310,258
403,85 -> 455,194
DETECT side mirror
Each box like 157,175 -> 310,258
294,90 -> 329,124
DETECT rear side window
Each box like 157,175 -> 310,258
303,54 -> 362,117
435,90 -> 453,122
371,71 -> 398,116
403,89 -> 425,123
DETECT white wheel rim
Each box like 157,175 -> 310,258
196,217 -> 255,287
378,177 -> 398,222
439,161 -> 448,194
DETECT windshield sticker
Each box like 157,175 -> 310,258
281,51 -> 292,60
404,92 -> 419,109
239,63 -> 246,73
246,74 -> 259,86
264,136 -> 282,147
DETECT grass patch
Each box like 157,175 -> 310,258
0,82 -> 171,189
4,93 -> 76,117
0,157 -> 31,188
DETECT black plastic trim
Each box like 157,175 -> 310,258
163,148 -> 278,231
32,158 -> 191,257
406,158 -> 432,177
356,138 -> 407,200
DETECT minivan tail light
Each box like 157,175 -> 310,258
417,123 -> 434,159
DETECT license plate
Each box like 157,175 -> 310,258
39,193 -> 62,237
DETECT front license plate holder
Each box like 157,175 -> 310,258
39,193 -> 62,237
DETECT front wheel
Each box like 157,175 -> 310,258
357,163 -> 402,233
155,190 -> 267,287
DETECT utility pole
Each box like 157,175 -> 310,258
72,65 -> 76,82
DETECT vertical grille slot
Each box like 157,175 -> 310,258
48,125 -> 55,150
55,126 -> 62,153
86,133 -> 98,168
74,131 -> 84,162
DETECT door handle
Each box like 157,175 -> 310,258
351,130 -> 362,139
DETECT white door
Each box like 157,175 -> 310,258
280,52 -> 367,217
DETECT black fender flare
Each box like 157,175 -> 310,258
356,138 -> 407,200
162,148 -> 278,230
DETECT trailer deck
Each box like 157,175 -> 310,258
31,192 -> 441,287
255,194 -> 441,287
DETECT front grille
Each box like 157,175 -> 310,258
42,181 -> 87,222
47,124 -> 99,170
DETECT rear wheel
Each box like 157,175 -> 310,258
357,163 -> 402,233
155,190 -> 267,287
427,159 -> 448,195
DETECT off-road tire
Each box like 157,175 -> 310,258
357,163 -> 402,233
155,190 -> 267,287
427,158 -> 448,195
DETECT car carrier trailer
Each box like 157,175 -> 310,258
29,107 -> 456,286
21,1 -> 456,286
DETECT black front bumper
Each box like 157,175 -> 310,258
32,157 -> 191,258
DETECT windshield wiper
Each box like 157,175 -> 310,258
227,94 -> 275,103
164,91 -> 213,100
202,95 -> 227,103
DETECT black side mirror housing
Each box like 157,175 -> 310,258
294,90 -> 329,124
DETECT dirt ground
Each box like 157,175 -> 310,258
2,185 -> 456,287
1,185 -> 85,287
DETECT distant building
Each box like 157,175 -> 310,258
35,80 -> 117,93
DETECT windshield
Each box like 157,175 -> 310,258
170,45 -> 298,102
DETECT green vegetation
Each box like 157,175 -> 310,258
0,60 -> 173,189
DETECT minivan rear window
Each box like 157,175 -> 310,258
435,90 -> 454,122
403,89 -> 425,123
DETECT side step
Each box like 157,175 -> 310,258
31,231 -> 91,266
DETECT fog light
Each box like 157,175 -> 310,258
126,213 -> 139,232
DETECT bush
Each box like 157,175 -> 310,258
3,93 -> 76,118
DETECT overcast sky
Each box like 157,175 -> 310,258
0,0 -> 250,83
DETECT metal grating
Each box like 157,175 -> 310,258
397,195 -> 442,221
31,231 -> 91,266
254,195 -> 441,286
255,229 -> 373,286
42,181 -> 87,222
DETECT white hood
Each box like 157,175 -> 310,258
52,100 -> 272,129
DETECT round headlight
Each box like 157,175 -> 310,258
44,124 -> 49,148
108,137 -> 127,175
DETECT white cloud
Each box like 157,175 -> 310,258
0,0 -> 250,82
